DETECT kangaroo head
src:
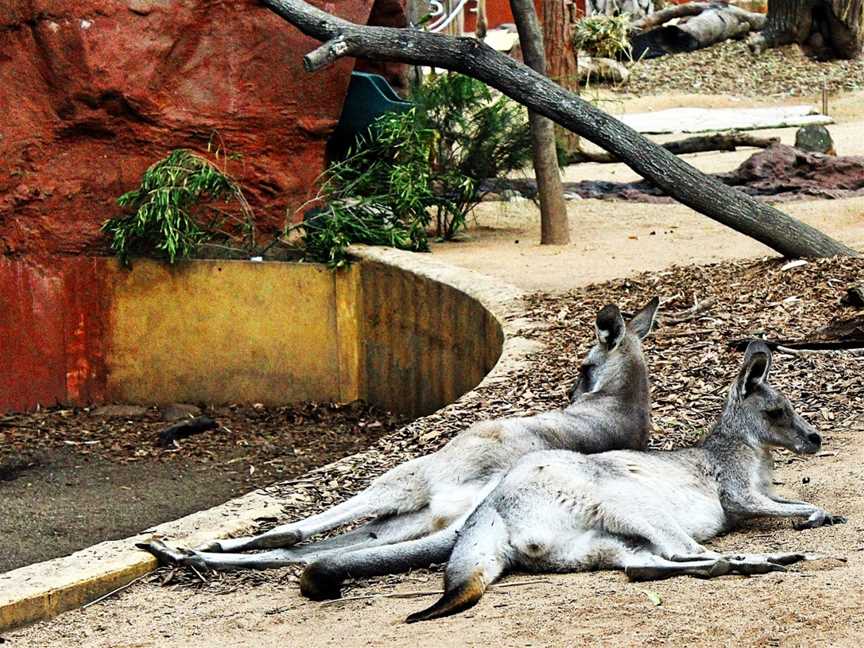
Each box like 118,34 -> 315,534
568,296 -> 660,402
731,341 -> 821,454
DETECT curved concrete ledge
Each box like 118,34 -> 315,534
0,246 -> 541,632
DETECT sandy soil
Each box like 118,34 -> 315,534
6,92 -> 864,648
431,196 -> 864,292
8,438 -> 863,648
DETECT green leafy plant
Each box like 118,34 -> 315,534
573,14 -> 633,60
103,146 -> 255,265
298,108 -> 436,267
300,73 -> 532,266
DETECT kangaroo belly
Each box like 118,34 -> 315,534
595,451 -> 727,541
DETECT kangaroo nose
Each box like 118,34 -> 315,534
807,433 -> 822,447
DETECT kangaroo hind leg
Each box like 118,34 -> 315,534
200,457 -> 432,553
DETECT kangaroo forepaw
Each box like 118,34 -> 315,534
137,540 -> 207,570
794,513 -> 847,531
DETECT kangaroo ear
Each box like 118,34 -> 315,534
626,296 -> 660,340
595,304 -> 625,349
738,341 -> 772,397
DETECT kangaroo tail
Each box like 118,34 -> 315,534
406,505 -> 509,623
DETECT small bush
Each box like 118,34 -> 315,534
103,148 -> 254,265
573,14 -> 633,59
300,73 -> 532,266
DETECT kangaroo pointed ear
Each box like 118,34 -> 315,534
595,304 -> 625,349
626,296 -> 660,340
738,341 -> 773,398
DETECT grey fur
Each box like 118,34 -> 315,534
139,298 -> 661,585
408,341 -> 846,622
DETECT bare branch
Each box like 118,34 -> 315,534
304,36 -> 354,71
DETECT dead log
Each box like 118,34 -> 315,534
578,56 -> 630,84
729,337 -> 864,351
261,0 -> 857,258
631,2 -> 766,58
568,133 -> 779,164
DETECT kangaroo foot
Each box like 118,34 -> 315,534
300,561 -> 345,601
137,540 -> 207,570
197,530 -> 304,553
723,555 -> 788,576
626,558 -> 731,581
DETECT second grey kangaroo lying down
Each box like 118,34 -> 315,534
404,342 -> 847,623
140,297 -> 659,578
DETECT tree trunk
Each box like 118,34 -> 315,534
631,3 -> 765,58
509,0 -> 571,245
269,0 -> 857,258
748,0 -> 864,58
543,0 -> 581,155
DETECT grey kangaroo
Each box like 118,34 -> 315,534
403,341 -> 846,623
141,297 -> 660,579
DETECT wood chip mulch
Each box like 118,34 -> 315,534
155,255 -> 864,594
621,40 -> 864,98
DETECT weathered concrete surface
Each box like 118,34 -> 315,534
0,0 -> 378,257
356,247 -> 505,417
0,247 -> 538,632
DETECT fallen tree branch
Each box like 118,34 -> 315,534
568,133 -> 780,164
663,296 -> 718,324
260,0 -> 857,258
631,2 -> 766,58
729,338 -> 864,351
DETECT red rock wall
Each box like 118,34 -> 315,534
0,0 -> 388,257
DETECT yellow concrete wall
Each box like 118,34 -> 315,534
102,256 -> 503,418
360,259 -> 503,418
105,259 -> 359,405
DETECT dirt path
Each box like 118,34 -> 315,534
431,196 -> 864,292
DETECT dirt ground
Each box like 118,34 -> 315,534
431,91 -> 864,292
5,90 -> 864,646
7,256 -> 864,648
0,403 -> 402,573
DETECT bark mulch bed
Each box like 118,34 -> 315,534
148,255 -> 864,595
621,40 -> 864,98
0,402 -> 404,573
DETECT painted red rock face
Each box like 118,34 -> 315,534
0,0 -> 404,256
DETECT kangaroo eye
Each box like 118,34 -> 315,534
766,409 -> 784,420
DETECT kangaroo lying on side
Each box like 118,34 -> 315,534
402,341 -> 847,623
141,298 -> 660,576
